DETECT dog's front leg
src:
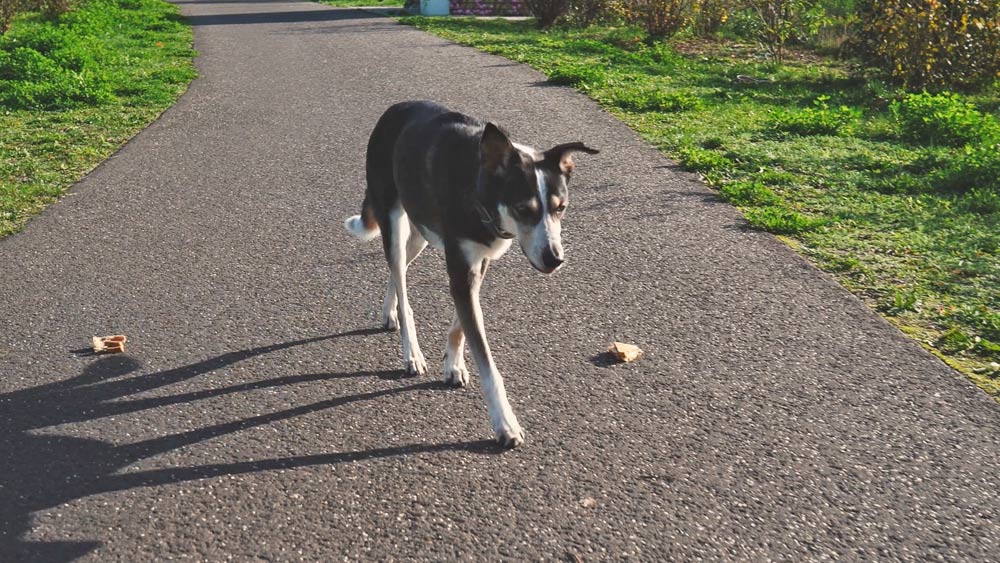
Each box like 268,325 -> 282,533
442,314 -> 469,388
446,249 -> 524,448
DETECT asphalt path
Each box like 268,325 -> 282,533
2,1 -> 998,560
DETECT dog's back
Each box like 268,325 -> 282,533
346,101 -> 484,243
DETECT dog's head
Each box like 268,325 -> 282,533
477,123 -> 599,274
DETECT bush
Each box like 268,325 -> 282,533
565,0 -> 615,26
524,0 -> 570,28
37,0 -> 71,17
891,92 -> 1000,147
622,0 -> 693,40
745,0 -> 825,63
1,0 -> 72,33
1,0 -> 25,33
691,0 -> 734,35
852,0 -> 1000,92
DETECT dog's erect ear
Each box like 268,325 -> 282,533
480,123 -> 515,175
543,142 -> 600,174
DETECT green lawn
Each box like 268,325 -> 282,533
401,17 -> 1000,398
0,0 -> 197,237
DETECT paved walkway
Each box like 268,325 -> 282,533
1,1 -> 998,560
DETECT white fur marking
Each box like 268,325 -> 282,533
459,237 -> 513,265
344,214 -> 380,241
521,170 -> 563,271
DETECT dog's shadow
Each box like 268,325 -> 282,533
0,328 -> 500,562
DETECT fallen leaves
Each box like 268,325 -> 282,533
608,341 -> 644,363
92,334 -> 126,354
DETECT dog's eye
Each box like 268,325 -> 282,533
553,203 -> 567,214
514,203 -> 533,215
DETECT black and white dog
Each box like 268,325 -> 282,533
344,101 -> 598,447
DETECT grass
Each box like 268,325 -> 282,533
0,0 -> 197,237
399,16 -> 1000,399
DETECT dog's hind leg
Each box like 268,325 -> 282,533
384,206 -> 428,375
446,249 -> 524,447
381,222 -> 427,331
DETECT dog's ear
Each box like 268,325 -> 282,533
480,123 -> 515,175
543,142 -> 599,174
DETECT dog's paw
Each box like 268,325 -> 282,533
495,422 -> 525,449
382,312 -> 399,332
404,351 -> 427,376
443,364 -> 469,388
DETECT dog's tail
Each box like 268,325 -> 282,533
344,195 -> 380,241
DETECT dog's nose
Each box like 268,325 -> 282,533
541,248 -> 564,271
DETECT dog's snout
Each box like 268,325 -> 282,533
541,247 -> 564,271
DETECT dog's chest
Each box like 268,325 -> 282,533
460,237 -> 513,264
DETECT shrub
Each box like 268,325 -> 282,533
891,92 -> 1000,147
622,0 -> 693,40
745,0 -> 825,63
722,7 -> 763,40
565,0 -> 615,26
1,0 -> 24,33
524,0 -> 570,28
691,0 -> 734,35
38,0 -> 71,17
852,0 -> 1000,92
1,0 -> 73,33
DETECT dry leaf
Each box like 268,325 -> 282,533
608,341 -> 643,363
92,334 -> 127,354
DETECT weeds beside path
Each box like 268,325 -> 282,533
0,0 -> 196,238
401,17 -> 1000,399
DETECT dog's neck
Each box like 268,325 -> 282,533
471,198 -> 514,240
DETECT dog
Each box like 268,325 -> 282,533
344,101 -> 598,447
